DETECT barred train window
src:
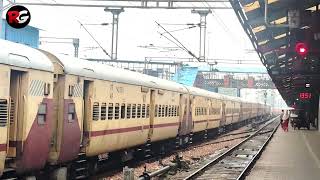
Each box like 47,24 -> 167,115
162,105 -> 165,117
165,105 -> 168,117
132,104 -> 136,118
101,103 -> 107,120
127,104 -> 131,119
92,102 -> 99,121
168,105 -> 172,117
0,100 -> 8,127
174,106 -> 177,116
115,103 -> 120,119
146,104 -> 150,118
158,105 -> 162,117
121,104 -> 126,119
142,104 -> 146,118
108,103 -> 113,120
38,103 -> 47,125
137,104 -> 141,118
44,83 -> 50,96
173,106 -> 175,117
68,103 -> 76,122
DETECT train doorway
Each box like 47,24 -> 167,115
82,80 -> 93,144
147,89 -> 156,139
8,70 -> 27,158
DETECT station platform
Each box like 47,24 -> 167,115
246,122 -> 320,180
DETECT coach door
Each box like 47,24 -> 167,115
82,80 -> 93,145
220,102 -> 226,126
178,94 -> 193,136
8,70 -> 27,157
147,89 -> 156,139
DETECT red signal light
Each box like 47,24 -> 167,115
295,42 -> 308,56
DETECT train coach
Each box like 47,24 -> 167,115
0,39 -> 271,179
0,40 -> 54,175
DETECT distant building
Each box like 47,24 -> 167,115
1,19 -> 39,48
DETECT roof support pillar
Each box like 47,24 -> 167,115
105,8 -> 124,60
192,9 -> 211,62
0,0 -> 3,39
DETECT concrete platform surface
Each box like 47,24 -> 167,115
246,124 -> 320,180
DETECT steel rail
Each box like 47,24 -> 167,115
182,116 -> 279,180
236,119 -> 280,180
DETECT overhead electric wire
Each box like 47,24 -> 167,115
161,25 -> 198,35
201,0 -> 241,45
156,21 -> 199,61
78,21 -> 112,59
158,32 -> 188,52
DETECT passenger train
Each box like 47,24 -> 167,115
0,39 -> 271,179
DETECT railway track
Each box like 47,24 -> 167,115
180,116 -> 279,180
95,119 -> 261,179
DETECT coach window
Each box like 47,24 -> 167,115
162,105 -> 165,117
172,105 -> 175,117
93,102 -> 99,121
44,83 -> 51,96
68,103 -> 76,122
155,105 -> 158,117
168,105 -> 172,117
137,104 -> 141,118
132,104 -> 136,118
146,104 -> 150,118
174,106 -> 177,116
0,100 -> 7,127
38,103 -> 47,125
165,105 -> 168,117
121,104 -> 126,119
173,106 -> 175,117
142,104 -> 146,118
158,105 -> 162,117
108,103 -> 113,120
115,103 -> 120,119
127,104 -> 131,119
101,103 -> 107,120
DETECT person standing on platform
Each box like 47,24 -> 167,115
280,110 -> 284,129
281,110 -> 289,132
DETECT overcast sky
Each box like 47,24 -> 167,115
1,0 -> 261,64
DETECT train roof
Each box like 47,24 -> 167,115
0,39 -> 53,72
46,53 -> 269,106
51,53 -> 188,93
186,86 -> 223,99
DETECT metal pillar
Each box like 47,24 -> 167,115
192,9 -> 211,62
73,38 -> 80,58
105,8 -> 124,60
0,0 -> 3,39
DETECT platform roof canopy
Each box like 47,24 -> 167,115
229,0 -> 320,106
